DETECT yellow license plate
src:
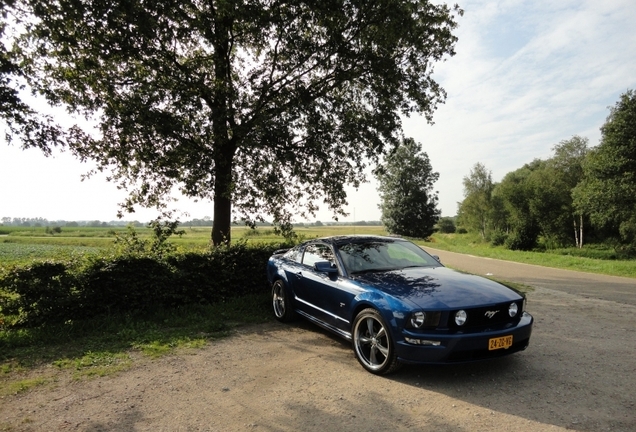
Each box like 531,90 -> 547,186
489,335 -> 513,350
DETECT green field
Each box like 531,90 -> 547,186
0,225 -> 389,264
1,224 -> 634,277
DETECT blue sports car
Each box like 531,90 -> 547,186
266,235 -> 533,374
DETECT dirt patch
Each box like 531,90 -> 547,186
1,286 -> 635,431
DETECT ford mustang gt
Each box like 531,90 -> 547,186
266,235 -> 533,374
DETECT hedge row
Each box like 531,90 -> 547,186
0,243 -> 286,327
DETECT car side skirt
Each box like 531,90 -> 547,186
296,309 -> 353,341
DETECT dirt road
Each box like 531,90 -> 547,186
1,255 -> 635,431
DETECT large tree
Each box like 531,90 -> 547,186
375,137 -> 440,238
16,0 -> 462,245
574,90 -> 636,247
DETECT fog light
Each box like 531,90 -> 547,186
404,337 -> 441,346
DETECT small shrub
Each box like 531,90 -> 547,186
489,230 -> 508,246
437,217 -> 456,234
504,227 -> 538,251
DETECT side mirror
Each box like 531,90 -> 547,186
432,255 -> 441,263
314,261 -> 338,275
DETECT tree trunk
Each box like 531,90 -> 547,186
212,160 -> 233,246
209,7 -> 235,246
573,216 -> 580,248
579,213 -> 584,248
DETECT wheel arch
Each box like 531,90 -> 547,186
350,291 -> 408,334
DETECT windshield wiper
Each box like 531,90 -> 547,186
350,267 -> 397,275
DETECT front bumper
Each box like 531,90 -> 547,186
395,312 -> 533,364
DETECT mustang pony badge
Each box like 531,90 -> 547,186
485,310 -> 499,319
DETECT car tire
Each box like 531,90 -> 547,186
272,280 -> 296,322
352,308 -> 401,375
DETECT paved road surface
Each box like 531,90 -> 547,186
424,247 -> 636,306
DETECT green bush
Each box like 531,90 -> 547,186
0,239 -> 289,328
505,227 -> 538,251
0,261 -> 75,326
437,217 -> 456,234
489,230 -> 508,246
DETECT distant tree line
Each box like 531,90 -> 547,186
1,217 -> 382,229
0,217 -> 145,228
457,90 -> 636,254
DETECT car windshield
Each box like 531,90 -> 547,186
337,240 -> 440,274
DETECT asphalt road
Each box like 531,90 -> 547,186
424,247 -> 636,306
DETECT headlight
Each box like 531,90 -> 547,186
509,302 -> 519,317
455,310 -> 467,326
409,311 -> 426,328
406,311 -> 441,329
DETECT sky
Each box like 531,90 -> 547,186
1,0 -> 636,223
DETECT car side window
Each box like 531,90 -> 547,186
302,244 -> 336,268
283,246 -> 303,263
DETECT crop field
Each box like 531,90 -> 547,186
0,225 -> 388,265
1,224 -> 635,278
0,243 -> 102,264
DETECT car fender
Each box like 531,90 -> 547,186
267,258 -> 291,286
350,290 -> 408,331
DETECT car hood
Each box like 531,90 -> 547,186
351,266 -> 521,309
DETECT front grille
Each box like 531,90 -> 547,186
448,301 -> 523,330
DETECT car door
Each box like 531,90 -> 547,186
295,243 -> 358,330
290,243 -> 338,324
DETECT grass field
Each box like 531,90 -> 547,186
0,225 -> 389,264
1,224 -> 635,277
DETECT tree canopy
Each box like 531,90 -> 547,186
457,162 -> 493,238
12,0 -> 462,244
574,89 -> 636,247
0,1 -> 63,151
457,136 -> 589,251
375,137 -> 440,238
